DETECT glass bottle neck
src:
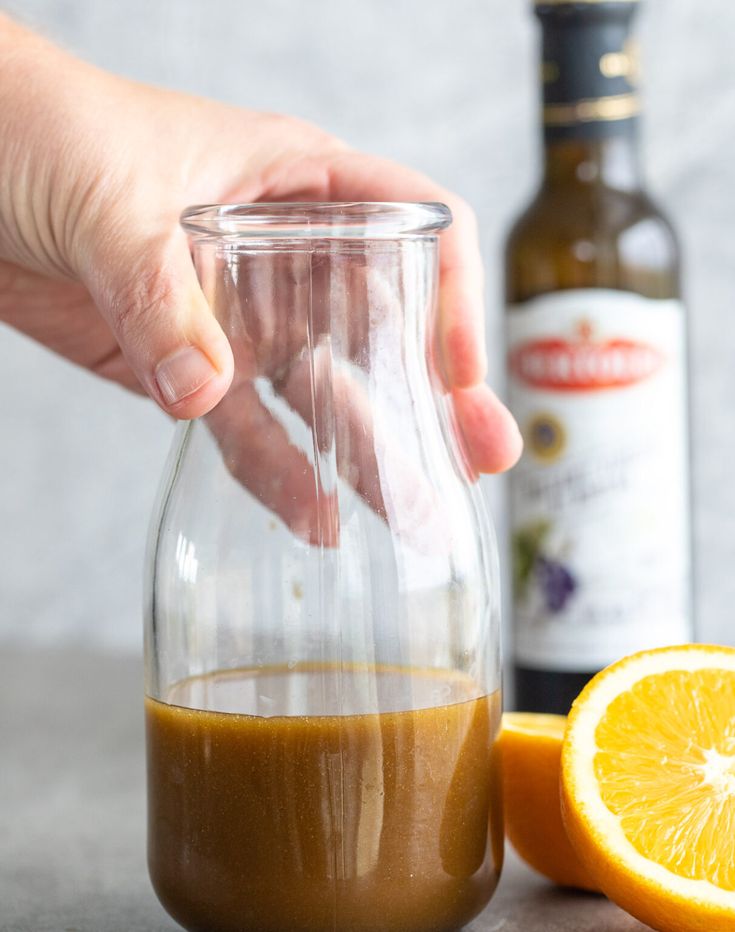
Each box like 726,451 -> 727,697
536,2 -> 641,192
542,128 -> 642,192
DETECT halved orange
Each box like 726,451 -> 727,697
562,644 -> 735,932
499,712 -> 598,890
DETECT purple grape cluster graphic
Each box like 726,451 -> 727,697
513,521 -> 577,614
534,556 -> 577,612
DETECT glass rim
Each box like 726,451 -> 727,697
180,201 -> 452,240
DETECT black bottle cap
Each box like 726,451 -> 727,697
536,0 -> 640,138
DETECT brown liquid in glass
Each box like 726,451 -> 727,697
146,664 -> 503,932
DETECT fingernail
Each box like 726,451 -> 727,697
155,346 -> 217,406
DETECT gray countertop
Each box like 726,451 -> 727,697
1,650 -> 650,932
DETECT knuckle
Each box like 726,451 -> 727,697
108,254 -> 175,344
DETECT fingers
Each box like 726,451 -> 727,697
80,226 -> 234,418
276,350 -> 386,518
277,350 -> 453,554
436,220 -> 486,389
205,379 -> 339,547
321,150 -> 488,388
320,151 -> 522,476
453,383 -> 523,475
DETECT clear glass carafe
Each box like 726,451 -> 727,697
144,203 -> 503,932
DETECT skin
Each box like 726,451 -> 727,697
0,15 -> 521,526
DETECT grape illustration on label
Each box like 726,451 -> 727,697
513,519 -> 578,615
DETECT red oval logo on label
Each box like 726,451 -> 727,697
509,324 -> 665,392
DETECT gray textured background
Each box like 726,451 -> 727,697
1,0 -> 733,652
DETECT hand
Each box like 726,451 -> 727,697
202,244 -> 476,543
0,16 -> 521,497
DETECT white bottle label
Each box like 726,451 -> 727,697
506,289 -> 691,672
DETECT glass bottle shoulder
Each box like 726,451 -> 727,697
505,183 -> 680,302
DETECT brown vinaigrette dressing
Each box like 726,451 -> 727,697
146,664 -> 503,932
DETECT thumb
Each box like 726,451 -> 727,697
81,225 -> 234,418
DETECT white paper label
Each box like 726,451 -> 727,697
506,290 -> 692,671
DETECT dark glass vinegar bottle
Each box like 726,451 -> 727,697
505,0 -> 692,713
